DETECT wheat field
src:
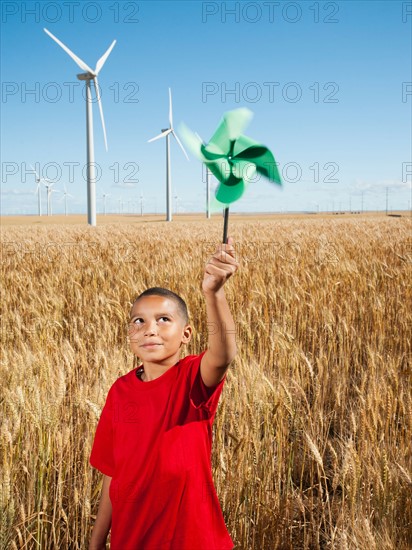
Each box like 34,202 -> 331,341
1,214 -> 411,549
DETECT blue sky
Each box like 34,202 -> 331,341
1,0 -> 411,215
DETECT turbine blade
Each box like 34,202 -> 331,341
94,77 -> 108,151
44,28 -> 95,74
169,88 -> 173,128
148,129 -> 171,143
178,123 -> 203,159
95,40 -> 116,74
30,164 -> 40,180
172,130 -> 189,161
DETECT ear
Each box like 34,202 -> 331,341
181,324 -> 192,344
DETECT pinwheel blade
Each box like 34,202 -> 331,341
148,129 -> 171,143
209,193 -> 229,213
178,124 -> 204,158
223,108 -> 253,141
44,28 -> 95,74
215,178 -> 247,205
209,108 -> 253,152
171,130 -> 189,161
254,149 -> 281,183
95,40 -> 116,74
232,160 -> 257,183
206,158 -> 233,186
169,88 -> 173,128
94,77 -> 108,151
233,136 -> 281,184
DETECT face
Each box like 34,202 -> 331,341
128,295 -> 192,366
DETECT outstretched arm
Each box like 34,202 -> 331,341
200,237 -> 238,387
89,474 -> 112,550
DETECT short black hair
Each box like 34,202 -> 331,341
132,287 -> 189,324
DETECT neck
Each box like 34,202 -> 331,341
140,353 -> 181,381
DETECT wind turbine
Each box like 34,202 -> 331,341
148,88 -> 189,222
174,193 -> 180,214
101,192 -> 110,215
43,180 -> 59,216
60,185 -> 74,216
43,28 -> 116,226
30,164 -> 43,216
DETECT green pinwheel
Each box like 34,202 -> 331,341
180,108 -> 282,241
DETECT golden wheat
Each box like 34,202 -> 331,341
1,214 -> 411,549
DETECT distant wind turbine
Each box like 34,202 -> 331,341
101,193 -> 110,215
174,193 -> 180,214
44,180 -> 59,216
30,164 -> 44,216
148,88 -> 189,222
44,28 -> 116,226
60,185 -> 74,216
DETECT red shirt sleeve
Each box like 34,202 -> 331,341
188,351 -> 227,417
89,386 -> 115,477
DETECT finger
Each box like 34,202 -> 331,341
206,259 -> 237,277
211,246 -> 238,264
208,253 -> 238,269
204,265 -> 234,282
214,240 -> 236,258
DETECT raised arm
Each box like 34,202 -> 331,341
89,474 -> 112,550
200,237 -> 238,387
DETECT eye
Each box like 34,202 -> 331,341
158,316 -> 170,323
133,318 -> 144,325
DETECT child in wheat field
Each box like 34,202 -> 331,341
88,238 -> 238,550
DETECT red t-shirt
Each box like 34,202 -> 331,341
90,352 -> 234,550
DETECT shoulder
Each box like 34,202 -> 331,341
178,351 -> 207,374
105,367 -> 137,397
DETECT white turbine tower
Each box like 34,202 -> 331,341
148,88 -> 189,222
174,193 -> 180,214
30,164 -> 43,216
61,185 -> 74,216
43,180 -> 59,216
44,28 -> 116,227
101,192 -> 110,215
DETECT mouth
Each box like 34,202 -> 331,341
141,343 -> 162,348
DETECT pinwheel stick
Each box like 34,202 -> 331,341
223,207 -> 229,244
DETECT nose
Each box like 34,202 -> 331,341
144,320 -> 158,336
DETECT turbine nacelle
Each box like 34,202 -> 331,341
77,73 -> 95,81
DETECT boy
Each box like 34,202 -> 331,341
89,238 -> 238,549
